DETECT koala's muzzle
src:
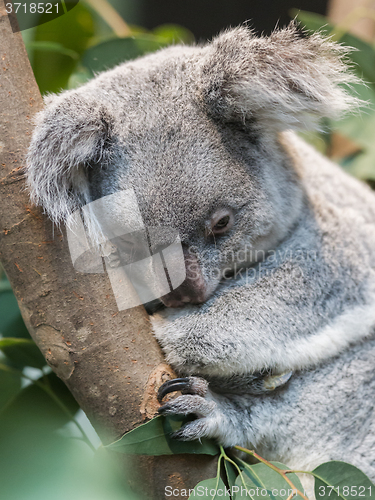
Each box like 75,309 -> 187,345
161,247 -> 207,308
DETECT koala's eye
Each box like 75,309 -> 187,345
210,210 -> 233,235
214,216 -> 230,230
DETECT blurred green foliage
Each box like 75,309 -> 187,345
108,414 -> 219,455
30,2 -> 95,93
22,1 -> 194,93
0,267 -> 138,499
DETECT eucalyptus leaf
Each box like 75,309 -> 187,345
0,371 -> 79,430
299,130 -> 329,155
334,112 -> 375,150
32,2 -> 95,93
0,278 -> 12,292
81,35 -> 170,74
0,337 -> 46,369
26,41 -> 79,59
333,112 -> 375,181
0,422 -> 136,500
0,367 -> 21,412
0,289 -> 30,339
67,65 -> 93,89
107,415 -> 219,456
313,461 -> 375,500
341,150 -> 375,181
225,460 -> 240,490
233,461 -> 305,500
153,24 -> 195,44
188,477 -> 228,500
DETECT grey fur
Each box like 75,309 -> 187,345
26,23 -> 375,485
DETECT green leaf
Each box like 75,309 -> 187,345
0,371 -> 79,430
188,477 -> 227,499
0,367 -> 21,412
0,423 -> 137,500
341,149 -> 375,181
81,35 -> 170,75
153,24 -> 195,44
233,461 -> 305,500
224,459 -> 239,490
313,461 -> 375,500
31,2 -> 95,93
0,338 -> 46,369
0,277 -> 12,292
67,65 -> 93,89
107,415 -> 219,456
26,41 -> 79,59
0,288 -> 30,339
334,112 -> 375,181
335,111 -> 375,148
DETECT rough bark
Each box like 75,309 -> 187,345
0,3 -> 217,498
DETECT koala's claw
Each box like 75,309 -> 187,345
157,377 -> 190,403
157,376 -> 209,402
158,394 -> 221,441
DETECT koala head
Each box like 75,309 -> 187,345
26,23 -> 357,307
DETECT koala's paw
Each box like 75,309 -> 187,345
157,376 -> 224,441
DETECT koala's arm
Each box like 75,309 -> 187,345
157,338 -> 375,477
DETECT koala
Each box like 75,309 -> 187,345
26,23 -> 375,486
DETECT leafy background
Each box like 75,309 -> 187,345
1,0 -> 375,498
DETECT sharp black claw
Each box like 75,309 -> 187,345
158,403 -> 171,414
157,377 -> 190,403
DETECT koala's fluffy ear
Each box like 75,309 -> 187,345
201,23 -> 359,130
26,91 -> 113,223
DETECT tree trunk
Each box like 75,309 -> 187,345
0,3 -> 217,498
